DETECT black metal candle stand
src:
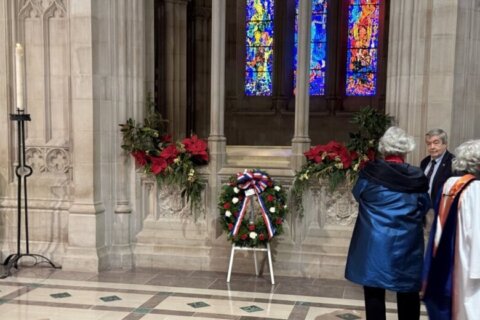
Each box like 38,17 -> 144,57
1,110 -> 60,278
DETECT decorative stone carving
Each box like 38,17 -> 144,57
300,181 -> 358,228
19,0 -> 66,18
139,176 -> 205,221
157,185 -> 192,218
25,147 -> 70,174
45,148 -> 69,173
324,184 -> 358,226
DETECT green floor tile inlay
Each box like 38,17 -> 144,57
241,305 -> 264,313
133,307 -> 152,314
187,301 -> 210,308
50,292 -> 72,299
28,283 -> 42,288
0,299 -> 9,305
100,295 -> 122,302
336,313 -> 361,320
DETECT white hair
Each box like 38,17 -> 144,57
452,139 -> 480,175
378,126 -> 416,156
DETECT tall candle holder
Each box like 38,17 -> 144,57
1,109 -> 60,278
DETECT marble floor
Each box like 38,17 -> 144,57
0,263 -> 428,320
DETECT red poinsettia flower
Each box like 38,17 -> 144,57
339,152 -> 352,169
160,144 -> 179,164
182,135 -> 209,162
131,150 -> 147,167
305,140 -> 354,169
161,134 -> 172,143
258,233 -> 265,241
304,145 -> 324,163
149,156 -> 167,175
350,150 -> 359,160
248,224 -> 255,231
240,234 -> 248,240
228,223 -> 234,230
223,203 -> 231,209
267,194 -> 275,202
276,217 -> 283,225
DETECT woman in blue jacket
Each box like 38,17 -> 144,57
345,126 -> 430,320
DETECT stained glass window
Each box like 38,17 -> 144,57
345,0 -> 380,96
245,0 -> 275,96
294,0 -> 328,96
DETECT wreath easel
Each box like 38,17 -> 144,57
219,169 -> 288,284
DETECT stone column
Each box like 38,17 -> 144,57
165,0 -> 188,140
208,0 -> 226,236
386,0 -> 428,164
0,1 -> 10,178
111,0 -> 136,269
386,0 -> 464,163
291,0 -> 312,170
0,2 -> 11,262
62,0 -> 108,272
451,0 -> 480,146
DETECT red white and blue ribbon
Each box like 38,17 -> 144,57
231,170 -> 276,239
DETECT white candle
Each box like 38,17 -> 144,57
15,43 -> 25,111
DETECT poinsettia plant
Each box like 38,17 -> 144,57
120,99 -> 208,215
291,107 -> 393,214
300,140 -> 375,188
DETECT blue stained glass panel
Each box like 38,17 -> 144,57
294,0 -> 328,96
245,0 -> 274,96
313,0 -> 328,13
245,71 -> 273,96
345,0 -> 380,96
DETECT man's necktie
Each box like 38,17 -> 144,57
426,159 -> 437,181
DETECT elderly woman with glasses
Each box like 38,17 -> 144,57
345,126 -> 430,320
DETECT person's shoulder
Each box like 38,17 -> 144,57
407,163 -> 424,173
420,156 -> 430,167
444,150 -> 454,161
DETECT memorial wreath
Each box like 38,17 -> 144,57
219,169 -> 288,247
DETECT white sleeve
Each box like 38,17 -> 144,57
462,181 -> 480,278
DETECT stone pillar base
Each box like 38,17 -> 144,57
62,246 -> 109,272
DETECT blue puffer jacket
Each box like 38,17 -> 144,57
345,159 -> 430,292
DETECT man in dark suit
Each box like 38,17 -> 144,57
420,129 -> 454,206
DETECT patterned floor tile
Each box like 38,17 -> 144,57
187,301 -> 210,308
240,305 -> 264,313
50,292 -> 72,299
100,295 -> 122,302
0,267 -> 431,319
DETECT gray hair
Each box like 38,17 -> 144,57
426,128 -> 448,145
452,139 -> 480,175
378,126 -> 416,156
